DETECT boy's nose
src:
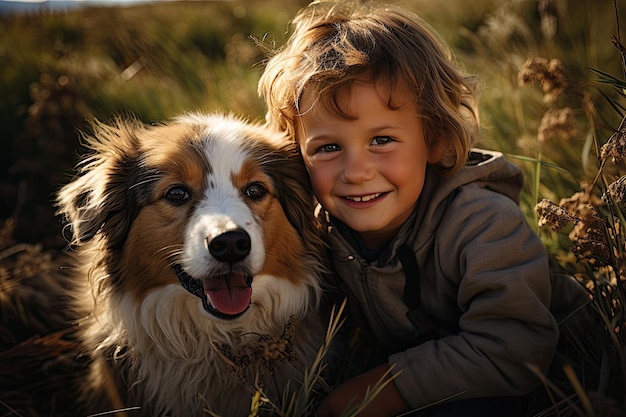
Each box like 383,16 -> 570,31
342,151 -> 374,183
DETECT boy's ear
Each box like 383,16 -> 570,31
427,142 -> 445,164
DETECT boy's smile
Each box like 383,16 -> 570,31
344,192 -> 384,203
298,78 -> 440,250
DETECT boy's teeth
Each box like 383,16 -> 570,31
346,192 -> 381,202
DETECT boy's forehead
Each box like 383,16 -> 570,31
299,76 -> 412,119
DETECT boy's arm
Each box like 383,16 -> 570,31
390,188 -> 559,409
317,364 -> 409,417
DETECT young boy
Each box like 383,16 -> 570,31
258,2 -> 589,416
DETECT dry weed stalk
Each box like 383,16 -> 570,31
529,82 -> 626,415
518,24 -> 626,409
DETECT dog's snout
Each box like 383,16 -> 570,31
206,229 -> 251,263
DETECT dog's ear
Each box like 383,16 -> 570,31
56,117 -> 148,252
269,143 -> 327,255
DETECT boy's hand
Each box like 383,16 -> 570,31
316,364 -> 410,417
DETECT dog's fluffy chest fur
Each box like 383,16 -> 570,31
89,287 -> 324,416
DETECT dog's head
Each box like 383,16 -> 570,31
57,113 -> 326,330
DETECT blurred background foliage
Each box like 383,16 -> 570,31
0,0 -> 306,248
1,0 -> 626,414
0,0 -> 622,251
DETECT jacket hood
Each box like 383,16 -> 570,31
399,148 -> 523,258
438,149 -> 523,204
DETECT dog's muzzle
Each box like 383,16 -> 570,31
174,229 -> 254,320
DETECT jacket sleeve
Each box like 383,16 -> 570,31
389,185 -> 558,409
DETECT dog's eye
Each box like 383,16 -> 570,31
165,186 -> 191,205
244,182 -> 267,200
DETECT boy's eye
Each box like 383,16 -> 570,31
317,143 -> 341,153
371,136 -> 393,146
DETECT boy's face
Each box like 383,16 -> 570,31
297,79 -> 440,250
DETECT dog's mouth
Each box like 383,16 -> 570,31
173,264 -> 253,320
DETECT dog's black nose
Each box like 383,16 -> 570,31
207,229 -> 251,263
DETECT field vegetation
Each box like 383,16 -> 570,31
0,0 -> 625,415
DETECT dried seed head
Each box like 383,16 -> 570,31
566,203 -> 610,267
569,212 -> 610,267
559,182 -> 603,218
535,199 -> 578,232
263,339 -> 288,361
600,115 -> 626,164
213,315 -> 301,381
518,57 -> 567,103
603,175 -> 626,205
537,107 -> 577,143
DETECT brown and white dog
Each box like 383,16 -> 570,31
56,113 -> 329,417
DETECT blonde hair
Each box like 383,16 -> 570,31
258,0 -> 480,175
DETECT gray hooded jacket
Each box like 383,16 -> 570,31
321,149 -> 588,409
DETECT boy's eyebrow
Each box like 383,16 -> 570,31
303,134 -> 333,143
305,125 -> 403,142
369,125 -> 404,133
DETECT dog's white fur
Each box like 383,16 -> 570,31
57,113 -> 328,416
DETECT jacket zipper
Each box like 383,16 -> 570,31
359,266 -> 390,339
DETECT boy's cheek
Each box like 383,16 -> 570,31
308,169 -> 324,187
307,169 -> 331,196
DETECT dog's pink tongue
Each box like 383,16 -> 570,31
205,273 -> 252,316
